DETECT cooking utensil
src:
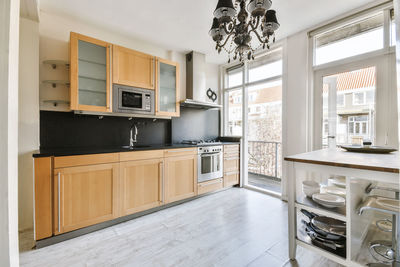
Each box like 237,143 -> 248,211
304,225 -> 345,250
312,193 -> 346,208
302,220 -> 346,242
301,209 -> 346,236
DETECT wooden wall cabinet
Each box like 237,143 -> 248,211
120,158 -> 164,216
113,45 -> 155,90
53,163 -> 119,235
223,145 -> 240,187
70,32 -> 113,112
156,58 -> 180,117
164,149 -> 197,203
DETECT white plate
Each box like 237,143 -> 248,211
320,185 -> 346,197
312,193 -> 345,208
328,176 -> 346,188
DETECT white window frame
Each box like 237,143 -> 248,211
310,2 -> 398,150
221,45 -> 284,198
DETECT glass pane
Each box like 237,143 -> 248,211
227,89 -> 242,136
322,66 -> 376,147
78,40 -> 107,106
247,79 -> 282,193
159,62 -> 176,113
248,60 -> 282,83
227,69 -> 242,88
315,13 -> 384,65
201,156 -> 212,174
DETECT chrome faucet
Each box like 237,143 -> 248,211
129,124 -> 138,147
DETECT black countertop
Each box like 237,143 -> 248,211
32,142 -> 240,158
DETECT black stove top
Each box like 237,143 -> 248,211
181,139 -> 222,145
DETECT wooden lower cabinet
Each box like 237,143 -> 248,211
53,163 -> 119,235
224,172 -> 240,187
198,178 -> 223,195
120,158 -> 164,216
165,153 -> 197,203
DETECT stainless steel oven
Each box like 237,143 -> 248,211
198,145 -> 223,183
113,84 -> 154,114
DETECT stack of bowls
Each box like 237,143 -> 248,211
302,180 -> 320,197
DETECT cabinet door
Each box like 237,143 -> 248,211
120,159 -> 164,216
113,45 -> 155,89
70,32 -> 112,112
224,172 -> 239,187
53,163 -> 119,234
165,154 -> 197,203
156,58 -> 180,117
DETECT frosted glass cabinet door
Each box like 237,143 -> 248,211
70,32 -> 112,112
157,59 -> 180,117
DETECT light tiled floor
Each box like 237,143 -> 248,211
248,173 -> 282,193
19,188 -> 342,267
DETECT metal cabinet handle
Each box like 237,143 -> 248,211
160,162 -> 164,203
57,172 -> 61,233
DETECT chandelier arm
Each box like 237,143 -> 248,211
250,28 -> 268,45
216,32 -> 235,49
222,21 -> 235,35
250,16 -> 261,32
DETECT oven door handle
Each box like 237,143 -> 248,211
200,152 -> 221,156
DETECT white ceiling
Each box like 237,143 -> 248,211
39,0 -> 378,64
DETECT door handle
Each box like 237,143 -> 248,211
107,45 -> 112,110
159,162 -> 164,203
57,172 -> 61,233
327,136 -> 336,139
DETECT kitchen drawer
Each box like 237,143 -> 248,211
120,150 -> 163,162
197,178 -> 223,195
224,157 -> 240,173
54,153 -> 119,168
164,148 -> 197,157
224,172 -> 239,187
224,144 -> 239,155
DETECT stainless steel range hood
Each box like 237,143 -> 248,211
181,51 -> 222,109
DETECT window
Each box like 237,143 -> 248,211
314,11 -> 387,65
226,89 -> 242,136
249,92 -> 257,102
227,69 -> 243,88
337,94 -> 345,107
348,115 -> 369,136
353,92 -> 366,105
390,9 -> 396,46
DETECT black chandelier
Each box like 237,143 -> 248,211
209,0 -> 279,63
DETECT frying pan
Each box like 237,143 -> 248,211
301,209 -> 346,237
301,220 -> 346,242
304,223 -> 346,250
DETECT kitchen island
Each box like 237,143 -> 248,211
285,148 -> 399,266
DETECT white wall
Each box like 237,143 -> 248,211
39,11 -> 220,111
281,31 -> 310,200
18,17 -> 40,232
0,0 -> 20,265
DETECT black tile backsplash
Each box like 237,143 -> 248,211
171,107 -> 220,143
40,108 -> 220,150
40,111 -> 171,149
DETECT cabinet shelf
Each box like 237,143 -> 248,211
43,60 -> 70,69
78,58 -> 106,66
296,196 -> 346,219
78,75 -> 106,82
42,80 -> 70,88
79,88 -> 106,94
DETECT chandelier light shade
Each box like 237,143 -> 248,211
209,0 -> 279,63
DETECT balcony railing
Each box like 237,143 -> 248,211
248,140 -> 281,180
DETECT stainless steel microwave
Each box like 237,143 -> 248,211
112,84 -> 154,115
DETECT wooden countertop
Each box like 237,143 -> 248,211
284,148 -> 400,173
